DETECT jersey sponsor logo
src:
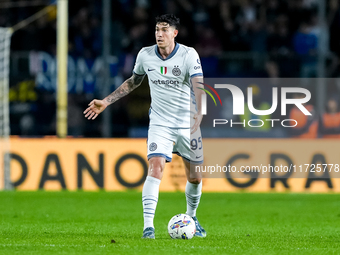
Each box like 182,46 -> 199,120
160,66 -> 167,75
150,79 -> 180,86
194,66 -> 201,70
149,142 -> 157,151
172,66 -> 181,76
148,68 -> 155,71
197,59 -> 201,64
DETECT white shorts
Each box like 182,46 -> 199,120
147,125 -> 203,164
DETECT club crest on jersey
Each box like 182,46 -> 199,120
172,66 -> 181,76
160,66 -> 167,75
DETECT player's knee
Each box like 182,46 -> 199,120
188,178 -> 201,184
148,157 -> 165,179
148,165 -> 163,179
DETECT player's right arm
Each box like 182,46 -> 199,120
83,73 -> 145,120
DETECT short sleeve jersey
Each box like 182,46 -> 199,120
133,43 -> 203,128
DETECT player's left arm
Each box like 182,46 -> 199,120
191,76 -> 205,134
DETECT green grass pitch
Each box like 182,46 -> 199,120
0,191 -> 339,254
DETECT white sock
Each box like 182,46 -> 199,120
142,176 -> 161,230
185,181 -> 202,217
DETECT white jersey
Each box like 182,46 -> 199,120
133,43 -> 203,128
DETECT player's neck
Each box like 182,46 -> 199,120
158,42 -> 176,59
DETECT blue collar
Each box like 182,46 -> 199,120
155,42 -> 179,61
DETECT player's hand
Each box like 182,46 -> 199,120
83,99 -> 108,120
191,113 -> 203,134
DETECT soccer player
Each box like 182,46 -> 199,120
83,14 -> 206,239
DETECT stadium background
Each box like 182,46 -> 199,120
1,0 -> 340,192
5,0 -> 340,138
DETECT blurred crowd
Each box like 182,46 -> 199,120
2,0 -> 340,137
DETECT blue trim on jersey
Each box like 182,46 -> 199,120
173,152 -> 204,164
133,71 -> 146,76
155,42 -> 180,61
190,73 -> 203,78
148,153 -> 172,162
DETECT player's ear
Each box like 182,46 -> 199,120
173,29 -> 178,38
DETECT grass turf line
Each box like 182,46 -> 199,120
0,192 -> 339,255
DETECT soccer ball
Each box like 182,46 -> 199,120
167,214 -> 196,239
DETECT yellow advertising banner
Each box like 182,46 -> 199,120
4,138 -> 340,192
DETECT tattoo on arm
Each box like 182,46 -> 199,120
105,73 -> 145,104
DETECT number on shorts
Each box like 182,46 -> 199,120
191,137 -> 202,150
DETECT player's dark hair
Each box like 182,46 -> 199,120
155,14 -> 180,30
